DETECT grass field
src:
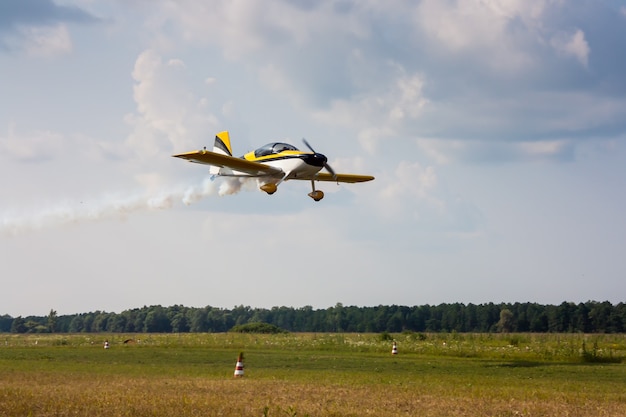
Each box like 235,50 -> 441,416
1,332 -> 625,416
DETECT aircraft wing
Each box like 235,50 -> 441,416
311,173 -> 375,183
172,150 -> 283,177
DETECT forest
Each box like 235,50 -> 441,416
2,301 -> 625,334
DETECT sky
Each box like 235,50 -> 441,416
1,0 -> 625,317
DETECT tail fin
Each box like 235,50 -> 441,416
210,131 -> 233,175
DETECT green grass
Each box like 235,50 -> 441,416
1,332 -> 625,416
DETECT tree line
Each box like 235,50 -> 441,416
2,301 -> 625,334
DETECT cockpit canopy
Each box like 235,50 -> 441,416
254,142 -> 299,157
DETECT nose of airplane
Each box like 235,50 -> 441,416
304,152 -> 327,167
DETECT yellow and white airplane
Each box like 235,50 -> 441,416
173,131 -> 374,201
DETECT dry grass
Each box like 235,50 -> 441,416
2,373 -> 625,417
1,333 -> 625,416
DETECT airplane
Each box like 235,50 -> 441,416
172,131 -> 374,201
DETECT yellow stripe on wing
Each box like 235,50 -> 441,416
172,150 -> 283,177
313,173 -> 375,183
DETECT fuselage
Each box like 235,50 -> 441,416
235,142 -> 327,181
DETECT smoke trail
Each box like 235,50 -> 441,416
181,177 -> 251,204
0,193 -> 180,236
0,177 -> 252,236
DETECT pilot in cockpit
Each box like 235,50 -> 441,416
273,143 -> 297,153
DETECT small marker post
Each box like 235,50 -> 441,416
233,352 -> 244,377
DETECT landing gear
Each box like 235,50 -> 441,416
260,183 -> 278,195
308,180 -> 324,201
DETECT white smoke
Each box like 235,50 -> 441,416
0,194 -> 178,236
219,177 -> 253,196
1,176 -> 254,236
181,177 -> 252,204
181,177 -> 218,205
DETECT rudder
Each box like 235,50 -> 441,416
213,131 -> 233,156
210,131 -> 233,175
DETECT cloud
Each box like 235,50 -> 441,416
125,49 -> 219,160
0,45 -> 235,234
0,0 -> 97,29
550,29 -> 590,67
0,123 -> 124,166
137,2 -> 391,106
137,0 -> 626,169
16,24 -> 73,56
365,160 -> 444,226
412,0 -> 573,76
381,161 -> 439,207
353,158 -> 484,245
2,1 -> 621,224
1,125 -> 64,162
158,1 -> 370,57
416,137 -> 576,164
0,0 -> 98,54
310,64 -> 428,154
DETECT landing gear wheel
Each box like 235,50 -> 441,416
260,183 -> 278,195
308,190 -> 324,201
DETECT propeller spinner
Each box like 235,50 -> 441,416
302,138 -> 337,179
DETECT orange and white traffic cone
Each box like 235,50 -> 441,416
233,352 -> 244,377
391,341 -> 398,355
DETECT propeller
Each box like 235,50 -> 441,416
302,138 -> 337,179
